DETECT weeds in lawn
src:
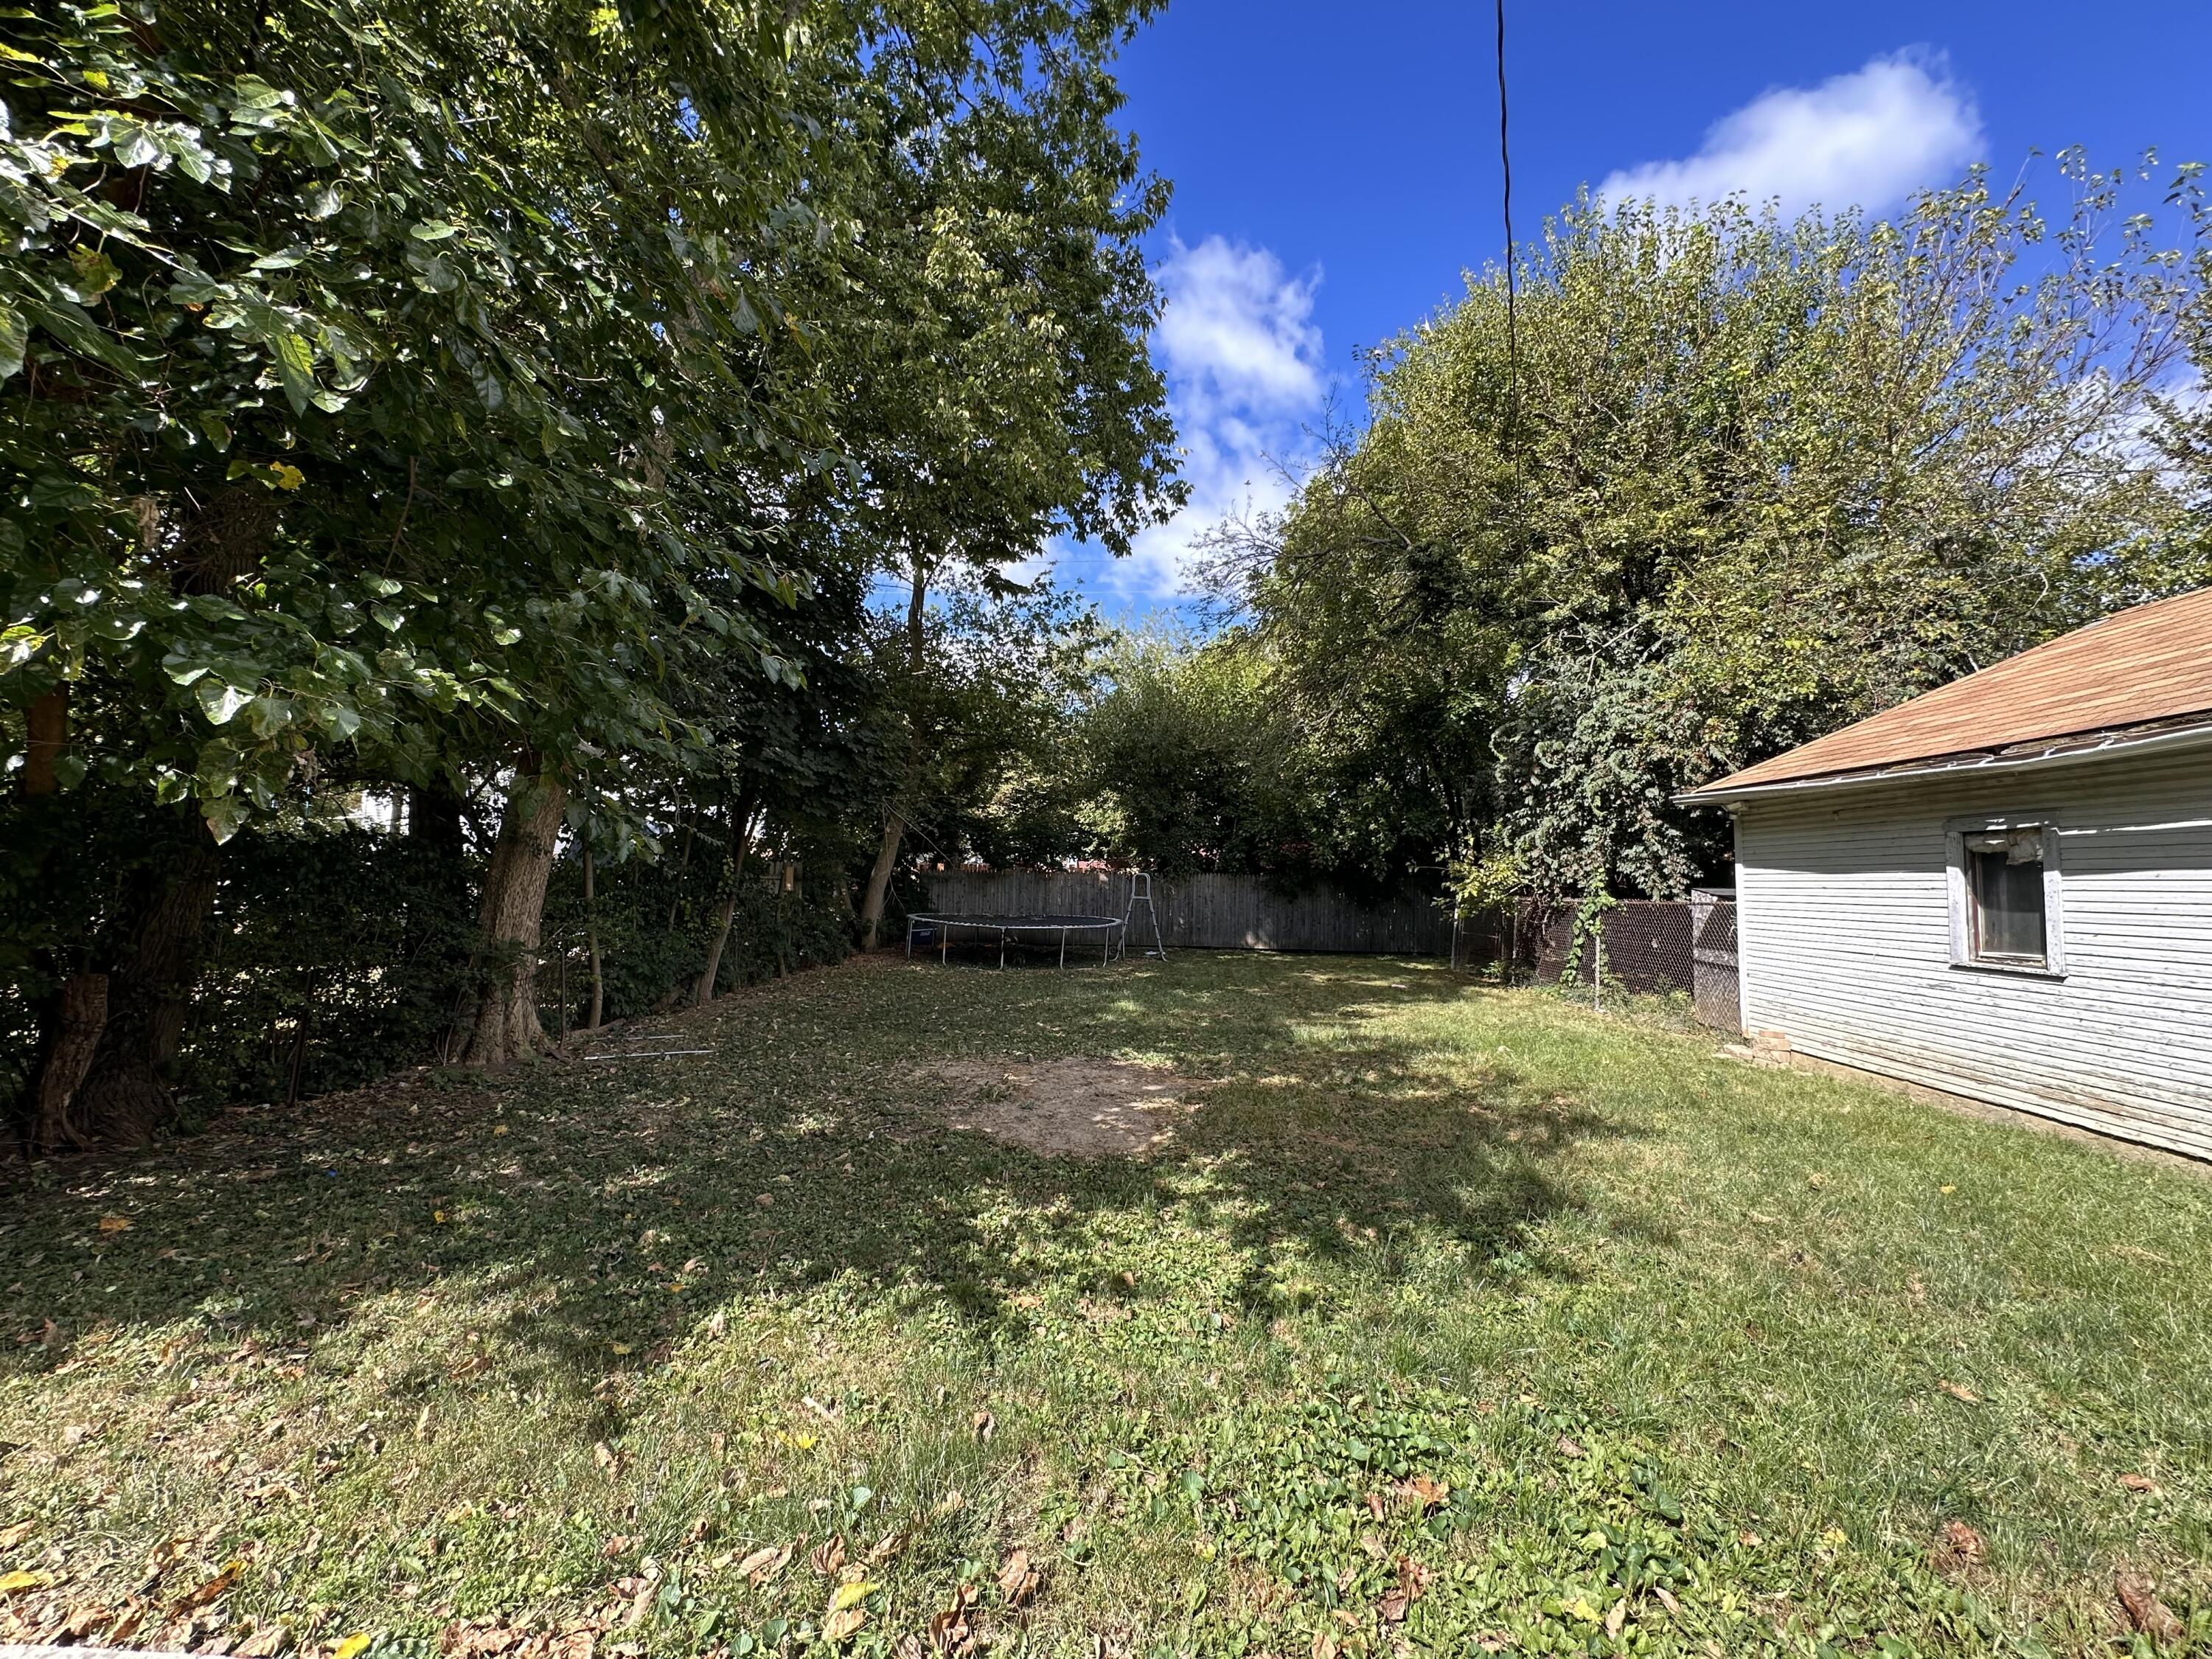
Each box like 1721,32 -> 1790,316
2,954 -> 2208,1658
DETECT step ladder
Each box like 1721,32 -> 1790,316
1122,871 -> 1167,961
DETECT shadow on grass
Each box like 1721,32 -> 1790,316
0,953 -> 1635,1391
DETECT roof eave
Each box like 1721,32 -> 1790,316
1676,716 -> 2212,809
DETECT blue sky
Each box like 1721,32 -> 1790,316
1050,0 -> 2212,612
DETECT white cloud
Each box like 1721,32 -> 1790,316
1153,235 -> 1324,416
1599,52 -> 1983,219
1060,235 -> 1326,604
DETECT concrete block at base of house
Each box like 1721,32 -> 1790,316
1719,1029 -> 1794,1069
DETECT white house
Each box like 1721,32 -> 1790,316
1679,588 -> 2212,1160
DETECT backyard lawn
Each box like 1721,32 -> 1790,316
3,953 -> 2208,1659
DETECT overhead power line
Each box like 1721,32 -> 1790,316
1495,0 -> 1517,388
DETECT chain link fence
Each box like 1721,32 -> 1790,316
1449,891 -> 1740,1034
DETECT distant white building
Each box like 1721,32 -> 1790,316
1680,589 -> 2212,1160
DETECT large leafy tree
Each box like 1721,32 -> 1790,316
2,0 -> 832,1129
1,0 -> 1180,1140
1222,159 -> 2211,902
830,26 -> 1181,943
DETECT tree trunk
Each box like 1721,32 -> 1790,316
664,810 -> 695,932
69,834 -> 222,1145
693,797 -> 760,1004
858,554 -> 931,950
29,973 -> 108,1152
582,837 -> 603,1031
22,685 -> 69,797
857,809 -> 905,950
17,488 -> 271,1147
455,771 -> 568,1065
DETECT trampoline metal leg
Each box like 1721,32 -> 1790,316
998,928 -> 1006,970
1060,927 -> 1068,970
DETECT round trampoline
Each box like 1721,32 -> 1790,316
905,911 -> 1127,969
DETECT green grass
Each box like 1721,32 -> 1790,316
3,953 -> 2209,1658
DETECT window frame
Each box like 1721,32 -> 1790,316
1944,811 -> 2067,978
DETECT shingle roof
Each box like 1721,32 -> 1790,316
1686,587 -> 2212,797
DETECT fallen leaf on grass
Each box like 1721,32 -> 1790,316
2120,1474 -> 2161,1495
1377,1589 -> 1408,1624
333,1634 -> 373,1659
1652,1585 -> 1682,1617
0,1569 -> 54,1597
1396,1475 -> 1450,1512
2116,1570 -> 2184,1644
1555,1436 -> 1585,1458
1934,1520 -> 1985,1571
997,1548 -> 1040,1608
98,1214 -> 132,1234
175,1559 -> 244,1610
237,1619 -> 293,1655
735,1545 -> 791,1586
810,1537 -> 847,1577
823,1604 -> 867,1643
1937,1381 -> 1980,1405
928,1585 -> 975,1656
971,1410 -> 994,1441
0,1522 -> 32,1549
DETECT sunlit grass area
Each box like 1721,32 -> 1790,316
4,953 -> 2208,1658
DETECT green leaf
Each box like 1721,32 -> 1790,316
108,117 -> 161,169
271,328 -> 317,414
67,246 -> 122,299
201,791 -> 248,844
195,678 -> 250,725
0,300 -> 25,380
409,219 -> 459,242
246,695 -> 293,737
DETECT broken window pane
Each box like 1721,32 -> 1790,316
1969,831 -> 2046,963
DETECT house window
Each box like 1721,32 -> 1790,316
1945,817 -> 2065,976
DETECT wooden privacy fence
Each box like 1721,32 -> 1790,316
920,871 -> 1742,1034
922,870 -> 1455,954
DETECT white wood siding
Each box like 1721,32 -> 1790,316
1734,750 -> 2212,1158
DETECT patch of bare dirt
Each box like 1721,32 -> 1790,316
933,1058 -> 1193,1158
